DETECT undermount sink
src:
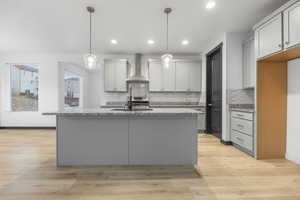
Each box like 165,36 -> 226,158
111,108 -> 153,111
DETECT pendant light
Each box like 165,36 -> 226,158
83,6 -> 98,70
161,8 -> 173,69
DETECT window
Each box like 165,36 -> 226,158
10,64 -> 39,111
64,71 -> 80,108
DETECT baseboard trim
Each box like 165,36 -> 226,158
0,127 -> 56,130
286,153 -> 300,165
221,140 -> 233,145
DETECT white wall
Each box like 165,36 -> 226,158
0,53 -> 92,127
286,58 -> 300,164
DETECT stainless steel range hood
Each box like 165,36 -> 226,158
127,53 -> 149,83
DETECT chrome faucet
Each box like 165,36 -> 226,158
127,86 -> 133,111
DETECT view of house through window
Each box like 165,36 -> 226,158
64,71 -> 80,108
10,64 -> 39,111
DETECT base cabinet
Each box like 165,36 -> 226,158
230,111 -> 254,156
57,115 -> 198,166
197,113 -> 206,132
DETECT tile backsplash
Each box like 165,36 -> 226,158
228,88 -> 254,105
103,92 -> 202,105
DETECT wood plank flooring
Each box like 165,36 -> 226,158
0,129 -> 299,200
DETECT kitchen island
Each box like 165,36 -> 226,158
44,108 -> 201,166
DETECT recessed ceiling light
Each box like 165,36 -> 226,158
206,0 -> 216,10
182,40 -> 189,45
148,39 -> 155,45
110,39 -> 118,44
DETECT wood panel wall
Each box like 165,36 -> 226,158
257,61 -> 287,159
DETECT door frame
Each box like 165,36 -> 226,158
205,43 -> 223,138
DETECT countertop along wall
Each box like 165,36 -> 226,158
287,58 -> 300,164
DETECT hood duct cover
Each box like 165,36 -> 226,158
127,53 -> 149,83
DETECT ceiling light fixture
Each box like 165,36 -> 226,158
83,6 -> 98,70
182,40 -> 189,45
111,39 -> 118,45
148,39 -> 155,45
206,0 -> 216,10
161,8 -> 173,69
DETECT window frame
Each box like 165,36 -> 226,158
63,70 -> 82,109
9,63 -> 40,112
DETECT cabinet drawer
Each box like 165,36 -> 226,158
231,111 -> 253,121
231,118 -> 253,136
231,130 -> 253,152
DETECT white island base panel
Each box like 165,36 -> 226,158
57,116 -> 197,166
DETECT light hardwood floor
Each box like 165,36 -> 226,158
0,129 -> 299,200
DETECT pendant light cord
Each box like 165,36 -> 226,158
166,12 -> 169,51
89,11 -> 92,54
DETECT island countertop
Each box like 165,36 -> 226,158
43,108 -> 204,117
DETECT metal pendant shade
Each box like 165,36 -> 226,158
83,6 -> 98,70
161,8 -> 173,69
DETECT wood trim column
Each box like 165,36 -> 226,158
257,61 -> 287,159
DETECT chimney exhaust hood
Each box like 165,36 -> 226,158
127,54 -> 149,83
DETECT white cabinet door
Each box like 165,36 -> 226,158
189,62 -> 201,92
149,61 -> 163,92
104,61 -> 115,92
243,38 -> 255,88
284,1 -> 300,49
175,61 -> 190,92
104,60 -> 127,92
256,13 -> 283,59
115,61 -> 127,92
162,62 -> 176,91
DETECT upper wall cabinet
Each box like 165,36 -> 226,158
255,13 -> 283,59
148,60 -> 201,92
104,59 -> 128,92
148,60 -> 176,92
243,37 -> 255,88
149,61 -> 163,91
284,1 -> 300,49
175,61 -> 201,92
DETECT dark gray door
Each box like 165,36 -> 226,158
206,44 -> 222,139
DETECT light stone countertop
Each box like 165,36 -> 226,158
230,108 -> 255,113
43,108 -> 204,117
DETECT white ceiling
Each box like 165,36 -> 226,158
0,0 -> 289,54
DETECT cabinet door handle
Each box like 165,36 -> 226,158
285,41 -> 290,45
278,44 -> 282,48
